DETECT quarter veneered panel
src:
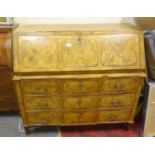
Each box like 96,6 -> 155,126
16,35 -> 59,71
99,34 -> 140,68
59,36 -> 98,67
101,77 -> 140,93
97,109 -> 131,122
99,94 -> 135,108
24,96 -> 62,110
21,80 -> 58,95
26,112 -> 62,125
62,79 -> 99,94
63,96 -> 97,109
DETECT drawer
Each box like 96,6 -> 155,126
63,96 -> 97,110
26,112 -> 62,125
0,69 -> 12,84
23,96 -> 62,111
97,108 -> 132,122
62,79 -> 99,94
0,84 -> 14,96
63,111 -> 96,124
99,94 -> 135,108
21,80 -> 58,95
0,96 -> 17,110
101,77 -> 140,93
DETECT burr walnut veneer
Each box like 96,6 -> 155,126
13,24 -> 146,134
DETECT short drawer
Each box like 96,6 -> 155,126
61,79 -> 99,94
21,80 -> 58,95
0,84 -> 14,96
101,77 -> 141,93
62,96 -> 97,110
26,112 -> 62,125
97,108 -> 132,122
99,94 -> 135,108
23,96 -> 62,111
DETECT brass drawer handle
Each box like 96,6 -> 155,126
35,87 -> 47,94
151,101 -> 155,104
79,81 -> 84,89
113,84 -> 124,90
111,101 -> 120,107
40,116 -> 49,123
77,98 -> 81,106
37,102 -> 48,108
109,115 -> 117,121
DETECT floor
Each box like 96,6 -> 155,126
0,112 -> 143,137
0,112 -> 58,137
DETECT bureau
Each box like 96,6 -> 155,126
13,24 -> 146,134
0,26 -> 17,111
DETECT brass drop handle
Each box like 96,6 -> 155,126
78,36 -> 81,44
37,102 -> 48,108
111,101 -> 120,107
113,84 -> 124,91
36,87 -> 47,94
109,115 -> 117,121
79,81 -> 84,89
41,116 -> 49,123
77,98 -> 81,106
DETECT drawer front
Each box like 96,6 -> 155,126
59,36 -> 98,67
26,112 -> 62,125
0,96 -> 17,110
24,96 -> 62,110
63,96 -> 97,109
0,70 -> 12,84
63,111 -> 96,124
97,109 -> 131,122
99,94 -> 135,108
26,109 -> 133,125
102,77 -> 140,93
22,80 -> 58,95
0,84 -> 14,96
62,79 -> 98,94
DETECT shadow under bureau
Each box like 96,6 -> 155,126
13,24 -> 146,134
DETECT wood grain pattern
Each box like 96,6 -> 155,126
0,28 -> 17,111
13,24 -> 146,134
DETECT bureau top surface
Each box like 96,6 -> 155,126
15,24 -> 142,34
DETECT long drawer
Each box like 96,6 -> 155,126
23,94 -> 136,111
21,76 -> 142,96
26,108 -> 132,125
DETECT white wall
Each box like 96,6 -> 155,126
13,17 -> 136,25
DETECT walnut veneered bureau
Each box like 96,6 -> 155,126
13,24 -> 146,134
0,26 -> 17,111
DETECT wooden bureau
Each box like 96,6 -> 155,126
0,26 -> 17,111
13,24 -> 146,134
